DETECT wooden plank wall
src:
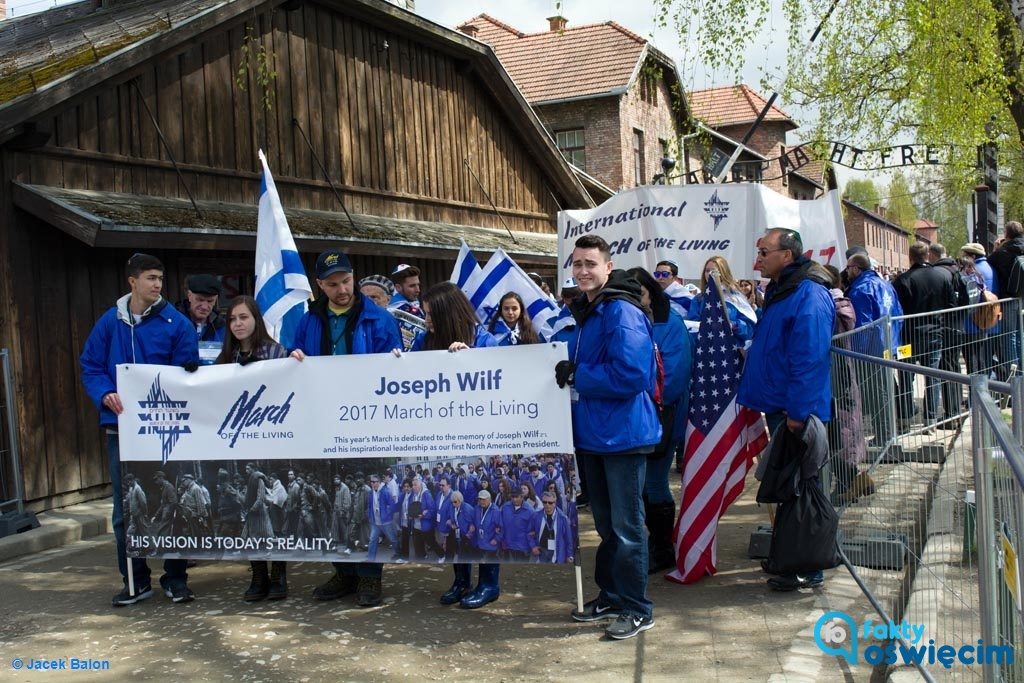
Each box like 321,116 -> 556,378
1,1 -> 577,507
16,2 -> 565,235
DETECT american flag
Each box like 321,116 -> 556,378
667,275 -> 767,585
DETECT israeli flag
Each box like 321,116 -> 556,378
255,149 -> 312,349
451,240 -> 481,289
462,249 -> 570,342
664,281 -> 698,317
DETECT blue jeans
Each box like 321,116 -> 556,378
580,451 -> 652,619
367,519 -> 398,561
107,434 -> 188,589
643,442 -> 677,505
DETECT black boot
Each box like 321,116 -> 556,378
244,561 -> 270,601
268,561 -> 287,600
647,503 -> 677,574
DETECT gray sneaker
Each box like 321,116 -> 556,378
571,598 -> 622,622
605,614 -> 654,640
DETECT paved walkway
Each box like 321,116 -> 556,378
0,475 -> 884,682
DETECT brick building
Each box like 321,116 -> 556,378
843,200 -> 912,271
688,85 -> 836,199
456,14 -> 688,192
914,218 -> 939,245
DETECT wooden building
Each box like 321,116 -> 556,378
0,0 -> 592,510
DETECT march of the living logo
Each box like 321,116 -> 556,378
136,374 -> 191,464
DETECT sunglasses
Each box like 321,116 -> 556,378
653,271 -> 673,279
757,247 -> 785,257
542,501 -> 556,505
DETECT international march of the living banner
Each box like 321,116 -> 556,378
117,344 -> 573,462
557,184 -> 849,280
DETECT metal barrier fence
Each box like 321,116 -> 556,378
828,299 -> 1024,682
0,349 -> 37,538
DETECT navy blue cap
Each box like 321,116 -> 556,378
316,250 -> 353,279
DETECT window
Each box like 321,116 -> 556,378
555,129 -> 585,169
633,129 -> 645,185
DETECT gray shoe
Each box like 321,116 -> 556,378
605,614 -> 654,640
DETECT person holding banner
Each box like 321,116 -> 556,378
214,297 -> 291,602
558,235 -> 661,640
487,292 -> 540,346
409,281 -> 504,609
626,267 -> 693,574
80,253 -> 200,607
291,249 -> 402,608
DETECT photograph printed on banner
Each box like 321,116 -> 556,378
122,453 -> 578,565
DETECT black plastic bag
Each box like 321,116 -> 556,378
765,478 -> 841,575
756,425 -> 803,504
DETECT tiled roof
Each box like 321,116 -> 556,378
915,218 -> 939,229
688,84 -> 796,130
458,14 -> 650,103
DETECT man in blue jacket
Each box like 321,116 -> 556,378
80,253 -> 199,607
499,490 -> 535,561
290,249 -> 402,607
738,228 -> 835,591
531,492 -> 573,564
844,252 -> 903,452
556,234 -> 661,640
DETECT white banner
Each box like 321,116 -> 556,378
557,184 -> 847,280
117,345 -> 573,463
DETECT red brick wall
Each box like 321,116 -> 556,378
535,98 -> 622,189
618,72 -> 680,187
534,65 -> 681,191
844,207 -> 910,269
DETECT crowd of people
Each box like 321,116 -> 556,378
80,220 -> 1010,641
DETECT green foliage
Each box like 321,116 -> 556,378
884,172 -> 918,231
654,0 -> 1024,200
236,14 -> 277,113
843,178 -> 881,209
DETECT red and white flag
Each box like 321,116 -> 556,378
667,276 -> 767,585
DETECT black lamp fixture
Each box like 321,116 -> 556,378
652,155 -> 676,184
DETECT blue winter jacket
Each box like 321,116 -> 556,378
408,489 -> 435,533
472,502 -> 502,551
846,269 -> 903,357
531,507 -> 573,563
444,501 -> 475,540
655,308 -> 694,444
80,295 -> 199,427
366,486 -> 395,525
292,294 -> 401,357
737,264 -> 835,423
500,502 -> 535,552
568,289 -> 661,454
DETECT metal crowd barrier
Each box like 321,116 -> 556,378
0,349 -> 38,537
828,298 -> 1024,681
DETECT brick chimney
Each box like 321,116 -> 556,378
459,23 -> 478,38
875,205 -> 887,219
547,15 -> 567,32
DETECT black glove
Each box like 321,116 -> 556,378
183,361 -> 200,373
555,360 -> 575,388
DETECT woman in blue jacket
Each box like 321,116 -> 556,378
214,296 -> 290,601
685,256 -> 756,344
409,282 -> 502,609
627,268 -> 694,573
